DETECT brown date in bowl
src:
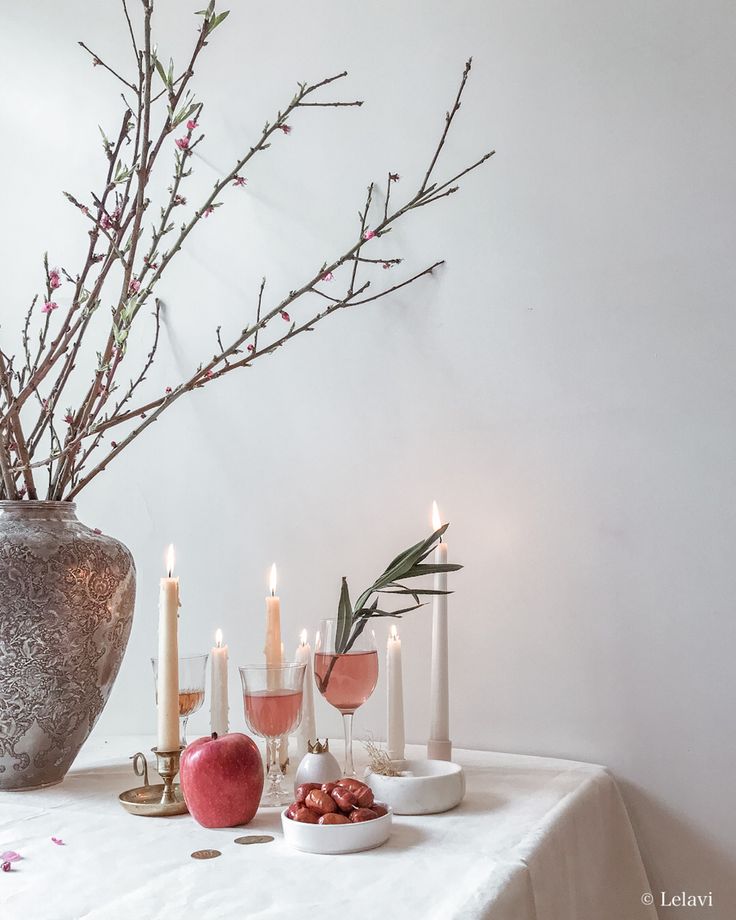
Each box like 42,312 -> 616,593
292,806 -> 320,824
337,778 -> 374,808
350,807 -> 378,823
305,789 -> 337,815
319,812 -> 351,825
295,782 -> 321,804
331,788 -> 358,812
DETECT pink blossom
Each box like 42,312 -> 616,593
42,300 -> 59,315
233,176 -> 247,187
247,344 -> 255,353
186,119 -> 198,132
100,214 -> 112,230
322,271 -> 334,282
49,269 -> 62,290
64,413 -> 74,425
175,137 -> 189,151
110,441 -> 118,449
112,207 -> 121,221
0,852 -> 21,863
173,195 -> 187,207
204,206 -> 215,217
205,369 -> 214,380
144,256 -> 159,269
92,57 -> 101,67
129,278 -> 141,294
382,262 -> 393,269
281,310 -> 290,322
51,837 -> 64,846
165,386 -> 172,394
279,124 -> 292,134
363,229 -> 376,241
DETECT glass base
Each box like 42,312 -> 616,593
260,789 -> 292,808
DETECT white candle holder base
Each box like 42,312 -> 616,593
427,739 -> 452,761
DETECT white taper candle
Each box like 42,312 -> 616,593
428,502 -> 452,761
157,544 -> 180,752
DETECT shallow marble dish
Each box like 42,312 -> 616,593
365,760 -> 465,815
281,803 -> 392,854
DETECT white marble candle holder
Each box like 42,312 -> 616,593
365,759 -> 465,815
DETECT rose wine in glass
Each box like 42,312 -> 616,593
151,654 -> 208,746
239,663 -> 305,807
314,619 -> 378,776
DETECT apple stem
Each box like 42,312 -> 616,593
211,732 -> 218,740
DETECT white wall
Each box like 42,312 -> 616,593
2,1 -> 735,915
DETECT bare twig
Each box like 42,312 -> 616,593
78,41 -> 137,91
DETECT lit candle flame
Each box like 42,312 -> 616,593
269,562 -> 278,596
390,624 -> 399,641
432,500 -> 442,532
166,543 -> 175,577
215,628 -> 223,648
300,628 -> 308,646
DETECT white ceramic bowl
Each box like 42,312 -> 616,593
365,760 -> 465,815
281,803 -> 392,854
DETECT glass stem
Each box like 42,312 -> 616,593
342,712 -> 356,777
180,716 -> 188,748
266,738 -> 282,797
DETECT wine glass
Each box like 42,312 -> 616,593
151,654 -> 208,747
314,619 -> 378,777
239,663 -> 306,807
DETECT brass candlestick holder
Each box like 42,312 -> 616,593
119,747 -> 188,817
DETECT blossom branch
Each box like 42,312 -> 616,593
0,1 -> 494,501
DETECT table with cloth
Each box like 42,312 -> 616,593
0,738 -> 656,920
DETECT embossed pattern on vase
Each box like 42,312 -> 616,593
0,501 -> 136,789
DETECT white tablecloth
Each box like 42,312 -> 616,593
0,738 -> 656,920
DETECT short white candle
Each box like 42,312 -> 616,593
295,629 -> 316,760
157,544 -> 180,752
428,502 -> 452,761
387,624 -> 405,762
210,628 -> 229,736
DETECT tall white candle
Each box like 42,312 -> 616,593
265,563 -> 281,688
210,628 -> 229,736
295,630 -> 316,760
387,624 -> 405,762
428,502 -> 452,761
157,544 -> 180,752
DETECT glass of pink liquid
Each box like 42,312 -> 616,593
151,654 -> 209,747
314,619 -> 378,776
239,663 -> 305,807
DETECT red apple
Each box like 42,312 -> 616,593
180,732 -> 263,828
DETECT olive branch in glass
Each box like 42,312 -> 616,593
317,523 -> 461,692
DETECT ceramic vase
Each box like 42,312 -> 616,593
0,501 -> 136,789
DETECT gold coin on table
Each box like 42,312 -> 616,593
234,835 -> 274,845
191,848 -> 222,860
